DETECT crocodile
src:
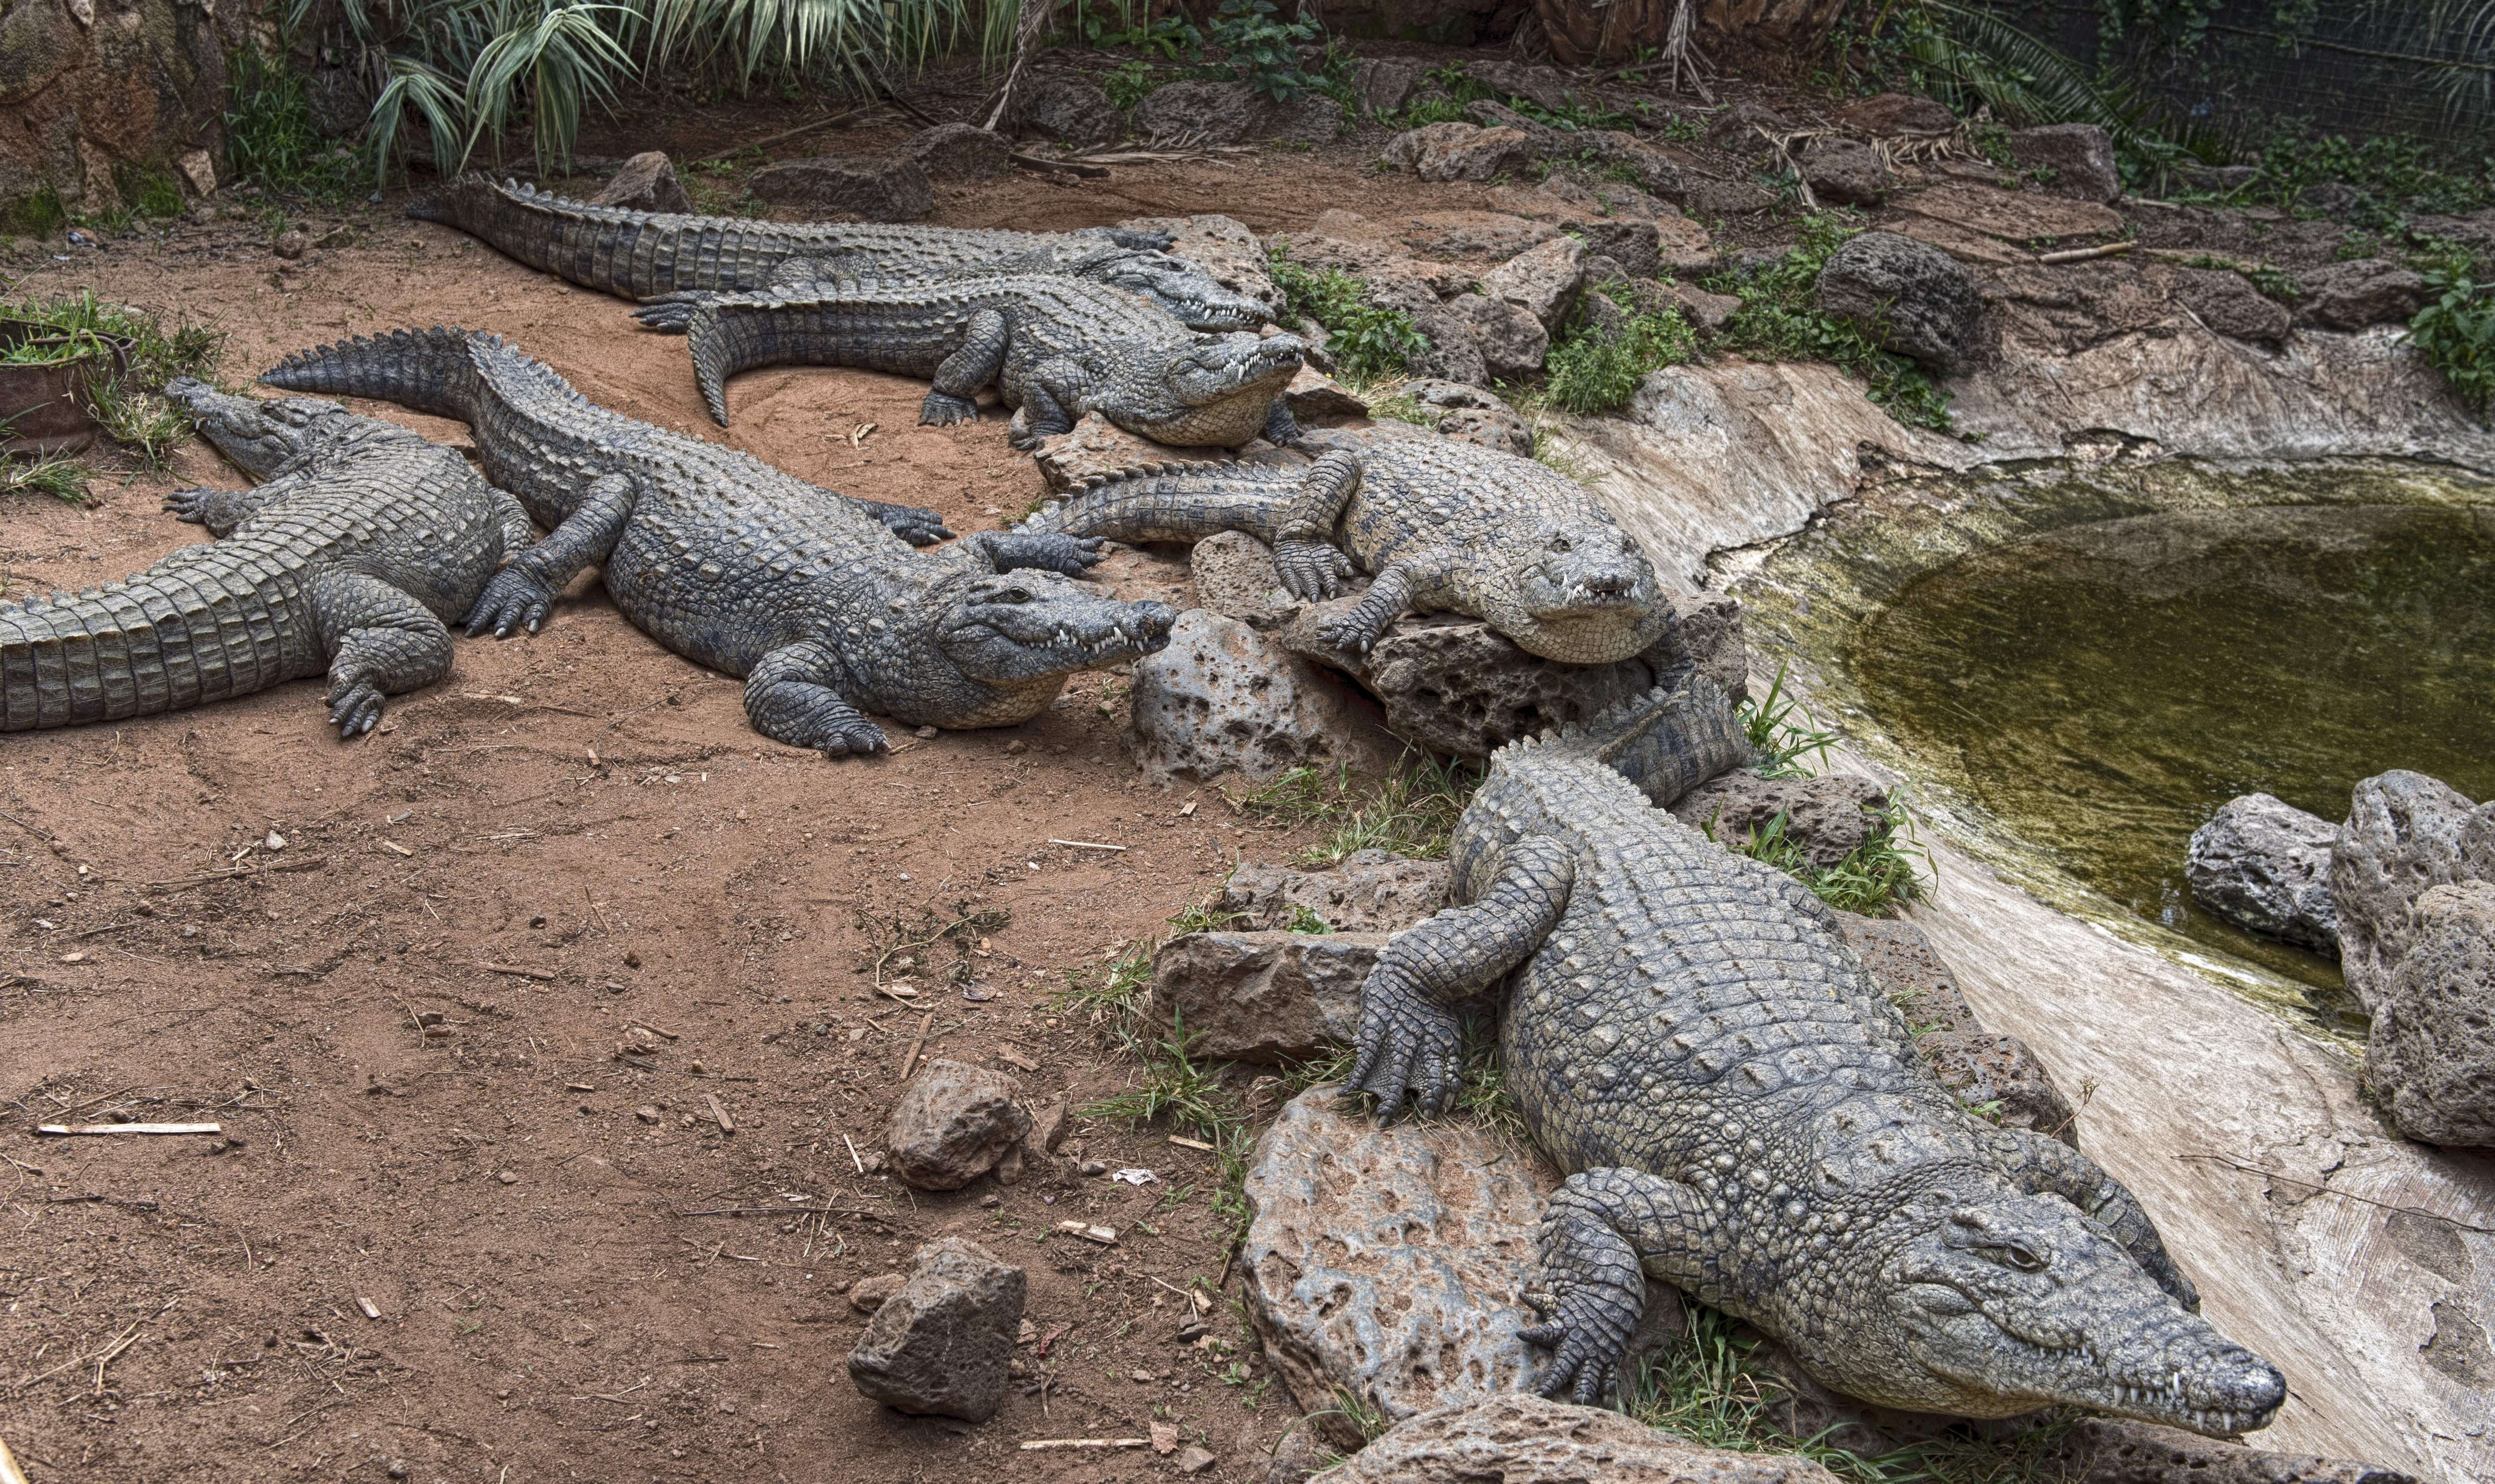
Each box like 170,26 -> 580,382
3,379 -> 542,737
1343,675 -> 2288,1434
410,175 -> 1272,331
1033,428 -> 1670,663
647,277 -> 1307,451
262,329 -> 1176,753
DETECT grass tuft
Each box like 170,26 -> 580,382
0,290 -> 224,469
1701,213 -> 1953,432
1738,662 -> 1837,781
226,44 -> 364,200
1546,294 -> 1696,416
0,453 -> 92,503
1229,755 -> 1477,866
1267,246 -> 1430,385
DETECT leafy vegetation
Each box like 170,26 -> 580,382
1546,292 -> 1695,416
1266,247 -> 1431,385
1702,214 -> 1952,432
1738,663 -> 1837,781
0,291 -> 224,469
1706,803 -> 1932,916
1230,754 -> 1477,866
1197,0 -> 1324,103
0,454 -> 92,504
2408,270 -> 2495,418
226,44 -> 367,199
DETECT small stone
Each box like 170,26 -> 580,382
1478,235 -> 1587,333
1012,76 -> 1116,146
1174,1445 -> 1217,1475
2186,793 -> 2340,951
849,1271 -> 908,1313
264,830 -> 287,850
914,725 -> 938,739
635,1105 -> 659,1124
1148,932 -> 1390,1063
589,152 -> 693,215
1006,739 -> 1028,756
884,1059 -> 1032,1190
1080,1159 -> 1108,1176
272,231 -> 307,260
1123,610 -> 1395,782
1670,772 -> 1890,870
1218,851 -> 1452,934
847,1237 -> 1026,1421
1800,137 -> 1890,207
497,1170 -> 519,1185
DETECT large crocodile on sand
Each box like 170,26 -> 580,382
647,277 -> 1306,450
1033,427 -> 1670,663
4,380 -> 540,737
263,329 -> 1174,754
412,175 -> 1272,331
1344,676 -> 2288,1434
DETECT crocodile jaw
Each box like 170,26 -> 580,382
1089,257 -> 1274,332
168,379 -> 351,477
1135,333 -> 1305,446
1840,1189 -> 2285,1434
935,573 -> 1178,687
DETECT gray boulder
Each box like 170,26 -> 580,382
2173,267 -> 2291,348
747,155 -> 931,221
1479,234 -> 1587,333
2296,258 -> 2429,331
1381,123 -> 1541,184
1311,1393 -> 1838,1484
1125,609 -> 1393,782
1012,75 -> 1115,145
1283,592 -> 1747,759
1353,58 -> 1426,118
1218,850 -> 1452,932
1148,931 -> 1386,1062
1438,292 -> 1549,380
884,1059 -> 1031,1190
898,122 -> 1011,180
1669,771 -> 1891,870
846,1236 -> 1026,1421
2186,793 -> 2340,952
2331,770 -> 2490,1010
2046,1416 -> 2418,1484
2008,123 -> 2122,203
2368,881 -> 2495,1148
1834,912 -> 2080,1145
1813,231 -> 1987,374
1397,378 -> 1534,456
1800,137 -> 1889,207
1191,528 -> 1302,630
1260,93 -> 1344,145
590,152 -> 692,214
1134,79 -> 1261,144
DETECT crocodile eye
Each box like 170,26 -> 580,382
1000,587 -> 1031,604
1548,536 -> 1572,552
2004,1243 -> 2045,1271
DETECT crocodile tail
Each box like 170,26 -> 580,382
263,328 -> 494,422
1043,461 -> 1298,544
2,568 -> 303,732
1523,673 -> 1753,809
406,173 -> 780,298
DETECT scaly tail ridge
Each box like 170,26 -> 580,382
1038,462 -> 1301,546
263,328 -> 493,423
1,571 -> 302,732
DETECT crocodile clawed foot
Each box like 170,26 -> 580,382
813,718 -> 891,759
1272,540 -> 1351,601
632,295 -> 706,334
162,487 -> 218,524
462,569 -> 555,639
878,505 -> 955,547
920,392 -> 980,427
1312,615 -> 1380,657
325,678 -> 387,739
1345,976 -> 1460,1126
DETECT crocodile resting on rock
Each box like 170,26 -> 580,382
1034,428 -> 1669,663
1345,676 -> 2287,1434
647,277 -> 1306,451
263,329 -> 1175,753
4,379 -> 540,737
411,175 -> 1272,331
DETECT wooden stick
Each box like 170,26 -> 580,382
146,856 -> 326,891
356,1296 -> 383,1321
843,1133 -> 866,1174
1055,1220 -> 1118,1246
1010,152 -> 1110,179
36,1121 -> 220,1137
2037,240 -> 2134,264
703,1092 -> 735,1135
694,105 -> 875,164
1019,1438 -> 1149,1451
1047,838 -> 1128,852
896,1011 -> 934,1081
469,961 -> 557,981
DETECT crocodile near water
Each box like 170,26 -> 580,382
411,175 -> 1273,331
647,276 -> 1307,450
4,380 -> 539,737
1033,427 -> 1671,662
262,329 -> 1176,754
1342,675 -> 2289,1434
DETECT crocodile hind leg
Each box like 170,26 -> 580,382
164,482 -> 291,537
744,639 -> 888,758
1984,1124 -> 2199,1309
963,530 -> 1106,576
313,572 -> 455,739
924,309 -> 1008,427
1348,835 -> 1574,1120
1009,380 -> 1077,450
1270,450 -> 1360,600
1524,1168 -> 1717,1404
465,473 -> 636,638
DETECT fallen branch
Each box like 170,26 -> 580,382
468,962 -> 557,982
1010,152 -> 1110,179
896,1011 -> 934,1082
0,1428 -> 27,1484
146,856 -> 327,891
36,1122 -> 220,1137
1047,838 -> 1127,852
2037,241 -> 2134,265
1020,1438 -> 1149,1452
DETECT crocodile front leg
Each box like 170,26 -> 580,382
962,530 -> 1105,576
1348,834 -> 1574,1120
924,309 -> 1009,427
464,473 -> 636,638
312,571 -> 456,739
1985,1124 -> 2198,1309
164,472 -> 308,536
1314,564 -> 1415,656
847,497 -> 955,547
1270,449 -> 1360,600
1524,1168 -> 1717,1404
744,639 -> 888,758
1262,397 -> 1304,447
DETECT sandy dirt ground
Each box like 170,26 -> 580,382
0,122 -> 1554,1484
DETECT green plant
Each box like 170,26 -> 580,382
1064,0 -> 1198,56
225,44 -> 364,199
3,186 -> 68,238
1084,1015 -> 1241,1140
1738,662 -> 1837,780
1200,0 -> 1322,103
114,167 -> 187,220
2407,270 -> 2495,416
1704,802 -> 1930,917
1266,247 -> 1430,385
1104,58 -> 1160,109
1231,754 -> 1477,866
0,453 -> 92,503
1546,296 -> 1695,415
1285,906 -> 1332,935
1702,213 -> 1952,432
0,291 -> 224,465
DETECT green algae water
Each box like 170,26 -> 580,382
1845,502 -> 2495,1015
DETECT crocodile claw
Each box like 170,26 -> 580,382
1312,611 -> 1380,656
874,503 -> 955,546
632,295 -> 709,334
326,678 -> 387,739
812,717 -> 890,759
162,487 -> 218,525
462,568 -> 554,638
1519,1241 -> 1643,1405
1272,540 -> 1352,601
920,392 -> 980,427
988,532 -> 1106,576
1345,968 -> 1460,1124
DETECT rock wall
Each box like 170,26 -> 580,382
0,0 -> 227,225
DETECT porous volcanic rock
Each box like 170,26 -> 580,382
1395,378 -> 1535,456
1311,1393 -> 1839,1483
590,152 -> 692,214
846,1236 -> 1026,1421
884,1059 -> 1031,1190
898,121 -> 1012,180
2369,881 -> 2495,1148
1833,912 -> 2079,1144
2186,792 -> 2340,952
2332,771 -> 2491,1008
1190,529 -> 1302,631
1436,292 -> 1550,380
1134,79 -> 1262,144
1011,75 -> 1115,145
746,154 -> 931,221
1125,610 -> 1393,782
1381,122 -> 1541,184
2296,258 -> 2430,331
1668,771 -> 1889,869
1480,234 -> 1587,332
1813,231 -> 1987,373
2173,268 -> 2292,348
2046,1416 -> 2419,1484
1218,850 -> 1452,933
1801,137 -> 1890,207
1353,57 -> 1426,117
2008,123 -> 2122,203
1147,931 -> 1386,1062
